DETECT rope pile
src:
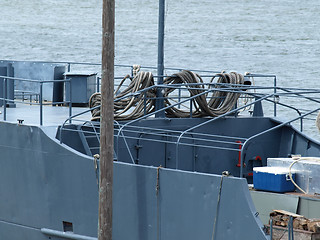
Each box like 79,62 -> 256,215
164,70 -> 245,118
89,71 -> 156,121
89,70 -> 247,121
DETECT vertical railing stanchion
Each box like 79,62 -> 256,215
69,79 -> 72,124
144,92 -> 147,115
97,77 -> 100,92
270,218 -> 273,240
130,66 -> 134,78
178,88 -> 181,108
240,148 -> 243,178
189,97 -> 193,118
274,76 -> 277,117
40,82 -> 43,126
289,216 -> 294,240
3,78 -> 7,121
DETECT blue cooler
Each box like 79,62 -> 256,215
253,167 -> 296,193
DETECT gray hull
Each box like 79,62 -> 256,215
0,121 -> 268,239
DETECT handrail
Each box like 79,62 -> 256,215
58,75 -> 283,128
114,84 -> 254,160
1,75 -> 72,125
1,60 -> 223,74
115,85 -> 240,149
41,228 -> 97,240
56,79 -> 320,171
114,120 -> 135,164
239,107 -> 320,177
79,84 -> 320,164
175,93 -> 274,169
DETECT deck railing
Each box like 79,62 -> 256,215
2,61 -> 320,177
60,77 -> 320,178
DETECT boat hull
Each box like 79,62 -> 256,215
0,122 -> 268,239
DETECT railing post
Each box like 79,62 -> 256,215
144,92 -> 147,115
40,82 -> 43,126
189,98 -> 193,118
3,78 -> 7,121
289,216 -> 294,240
274,76 -> 277,117
240,148 -> 244,178
178,88 -> 181,108
69,79 -> 72,124
270,218 -> 273,240
97,77 -> 100,92
130,66 -> 134,78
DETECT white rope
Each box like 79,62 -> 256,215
288,156 -> 320,194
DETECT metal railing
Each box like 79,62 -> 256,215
0,75 -> 72,125
4,61 -> 320,178
58,71 -> 320,174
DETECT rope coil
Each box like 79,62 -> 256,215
89,70 -> 248,121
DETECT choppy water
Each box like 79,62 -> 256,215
1,0 -> 320,138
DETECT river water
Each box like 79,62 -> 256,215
1,0 -> 320,138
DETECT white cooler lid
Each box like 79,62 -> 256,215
253,166 -> 295,175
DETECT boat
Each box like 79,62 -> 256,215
1,59 -> 320,240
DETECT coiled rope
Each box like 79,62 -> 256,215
89,71 -> 156,121
89,70 -> 247,121
164,70 -> 245,118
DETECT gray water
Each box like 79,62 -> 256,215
1,0 -> 320,138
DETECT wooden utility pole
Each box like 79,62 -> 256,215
99,0 -> 114,239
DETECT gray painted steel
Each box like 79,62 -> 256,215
0,62 -> 14,107
59,117 -> 320,180
0,60 -> 66,102
3,60 -> 320,239
250,191 -> 299,225
64,72 -> 97,105
0,121 -> 268,239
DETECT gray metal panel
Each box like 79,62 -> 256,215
52,66 -> 66,104
298,197 -> 320,219
0,221 -> 48,240
1,60 -> 66,101
0,122 -> 99,238
64,73 -> 96,104
113,163 -> 268,240
278,127 -> 294,156
0,121 -> 269,239
115,117 -> 282,177
250,191 -> 299,225
0,63 -> 14,107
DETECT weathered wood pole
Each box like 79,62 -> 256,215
99,0 -> 115,239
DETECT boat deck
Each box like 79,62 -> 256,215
0,103 -> 91,126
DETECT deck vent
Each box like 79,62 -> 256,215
63,221 -> 73,232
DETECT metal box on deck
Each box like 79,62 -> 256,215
267,158 -> 320,195
64,72 -> 97,106
253,167 -> 296,193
